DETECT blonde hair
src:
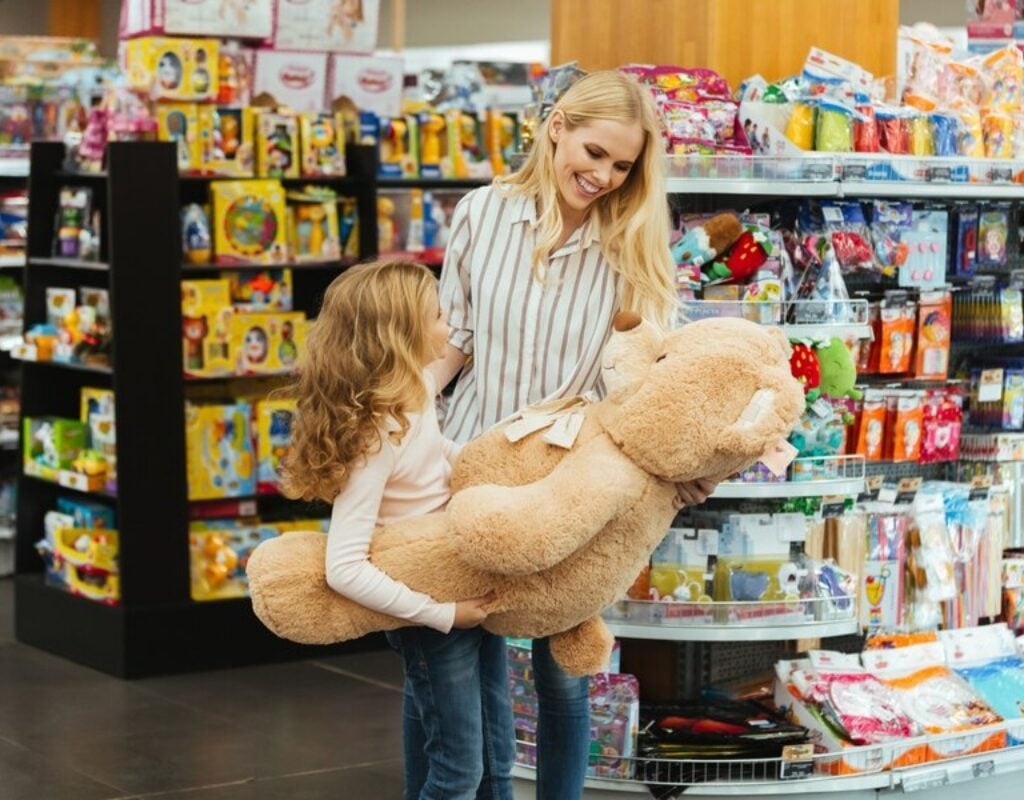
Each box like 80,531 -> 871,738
280,260 -> 437,503
496,70 -> 676,325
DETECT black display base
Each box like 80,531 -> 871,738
15,574 -> 383,679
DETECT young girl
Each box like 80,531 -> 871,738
280,260 -> 511,800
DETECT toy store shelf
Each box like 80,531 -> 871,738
603,617 -> 858,643
839,181 -> 1024,199
781,322 -> 872,341
665,177 -> 839,196
21,473 -> 117,501
378,177 -> 490,190
711,478 -> 864,499
28,257 -> 109,272
0,159 -> 29,178
182,257 -> 358,272
184,371 -> 293,384
53,170 -> 107,181
19,359 -> 112,376
0,255 -> 25,268
679,300 -> 871,341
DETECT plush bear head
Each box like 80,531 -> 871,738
597,313 -> 804,484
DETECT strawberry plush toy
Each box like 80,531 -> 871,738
789,343 -> 821,395
703,228 -> 771,284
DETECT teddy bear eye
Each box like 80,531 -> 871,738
656,354 -> 667,363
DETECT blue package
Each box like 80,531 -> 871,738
955,656 -> 1024,744
56,497 -> 116,529
955,204 -> 979,277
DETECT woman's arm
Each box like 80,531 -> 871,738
324,442 -> 456,633
426,343 -> 468,395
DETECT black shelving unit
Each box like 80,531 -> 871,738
14,141 -> 381,678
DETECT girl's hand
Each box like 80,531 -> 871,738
673,478 -> 718,509
453,592 -> 497,629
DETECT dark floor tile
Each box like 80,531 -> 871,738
0,736 -> 122,800
313,647 -> 405,690
118,760 -> 404,800
0,577 -> 12,643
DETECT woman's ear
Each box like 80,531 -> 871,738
548,110 -> 564,144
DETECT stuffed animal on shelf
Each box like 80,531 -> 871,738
703,227 -> 772,284
815,337 -> 863,403
245,314 -> 805,676
789,343 -> 821,395
672,212 -> 743,268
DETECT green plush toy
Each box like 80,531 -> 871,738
814,338 -> 862,403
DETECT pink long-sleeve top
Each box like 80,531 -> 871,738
325,373 -> 460,633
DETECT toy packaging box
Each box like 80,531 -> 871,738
185,401 -> 256,500
120,0 -> 274,40
255,399 -> 296,492
23,417 -> 88,481
206,107 -> 257,177
122,36 -> 220,102
44,526 -> 120,605
230,312 -> 305,375
328,54 -> 403,118
273,0 -> 380,54
210,180 -> 288,265
300,112 -> 346,176
189,522 -> 278,601
253,50 -> 330,115
286,190 -> 341,262
156,103 -> 204,171
255,112 -> 301,179
223,269 -> 293,312
81,387 -> 117,492
181,279 -> 235,377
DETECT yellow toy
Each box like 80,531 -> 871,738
377,196 -> 396,254
81,387 -> 116,491
230,311 -> 306,375
157,103 -> 201,171
189,523 -> 282,601
181,279 -> 234,376
256,399 -> 296,492
379,115 -> 418,178
256,111 -> 300,178
223,269 -> 293,312
486,110 -> 518,176
299,112 -> 346,177
210,180 -> 288,265
287,189 -> 341,262
418,112 -> 447,178
185,401 -> 256,500
206,107 -> 256,177
53,527 -> 120,604
123,37 -> 219,102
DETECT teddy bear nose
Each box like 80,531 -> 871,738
613,311 -> 642,332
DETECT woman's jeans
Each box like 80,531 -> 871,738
387,626 -> 515,800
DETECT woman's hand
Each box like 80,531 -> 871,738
673,478 -> 718,509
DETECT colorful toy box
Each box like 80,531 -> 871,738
223,269 -> 293,312
185,401 -> 257,500
53,527 -> 120,604
122,36 -> 220,102
230,312 -> 305,375
81,388 -> 116,492
57,496 -> 116,530
273,0 -> 380,54
255,112 -> 300,179
156,103 -> 203,171
189,522 -> 278,601
23,417 -> 88,481
210,180 -> 288,264
181,279 -> 235,376
253,50 -> 330,115
286,189 -> 341,262
206,107 -> 257,177
255,399 -> 296,492
328,54 -> 403,118
376,114 -> 420,179
120,0 -> 275,40
300,112 -> 346,176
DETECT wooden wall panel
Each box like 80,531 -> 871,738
552,0 -> 898,90
49,0 -> 102,40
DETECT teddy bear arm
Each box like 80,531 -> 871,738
448,436 -> 650,575
548,616 -> 615,676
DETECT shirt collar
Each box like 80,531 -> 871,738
510,194 -> 602,254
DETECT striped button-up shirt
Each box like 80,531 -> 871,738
439,185 -> 622,444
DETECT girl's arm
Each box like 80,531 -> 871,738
426,343 -> 467,395
324,441 -> 456,633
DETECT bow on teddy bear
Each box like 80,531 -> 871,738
246,313 -> 805,676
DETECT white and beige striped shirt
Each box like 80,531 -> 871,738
439,184 -> 622,444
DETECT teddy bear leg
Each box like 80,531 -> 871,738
547,616 -> 615,677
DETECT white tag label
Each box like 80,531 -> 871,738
979,369 -> 1005,403
776,513 -> 808,542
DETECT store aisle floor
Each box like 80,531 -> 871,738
0,578 -> 407,800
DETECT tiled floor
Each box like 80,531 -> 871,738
0,578 -> 408,800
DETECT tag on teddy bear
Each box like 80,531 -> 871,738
542,410 -> 585,449
759,438 -> 799,476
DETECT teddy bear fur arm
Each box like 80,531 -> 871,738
447,431 -> 654,576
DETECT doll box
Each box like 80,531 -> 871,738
121,37 -> 220,102
189,523 -> 279,601
255,399 -> 296,492
206,107 -> 257,177
255,112 -> 301,179
273,0 -> 380,54
253,50 -> 330,115
230,312 -> 305,375
328,54 -> 403,118
210,180 -> 288,265
156,103 -> 204,171
120,0 -> 274,40
185,401 -> 257,500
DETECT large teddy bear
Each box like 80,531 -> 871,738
246,313 -> 805,676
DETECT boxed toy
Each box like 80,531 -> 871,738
122,36 -> 220,102
120,0 -> 274,40
206,107 -> 257,177
185,401 -> 257,500
286,188 -> 341,262
189,522 -> 279,601
181,279 -> 234,377
300,112 -> 346,176
223,269 -> 293,312
156,103 -> 202,171
255,111 -> 300,178
23,417 -> 89,481
210,179 -> 288,264
328,54 -> 403,118
253,50 -> 330,115
255,399 -> 296,492
273,0 -> 380,54
57,496 -> 116,530
231,312 -> 305,375
81,387 -> 117,492
377,114 -> 419,179
52,527 -> 120,604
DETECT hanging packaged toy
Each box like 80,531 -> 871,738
853,97 -> 880,152
861,510 -> 909,630
899,208 -> 948,290
256,399 -> 296,493
920,388 -> 963,464
870,200 -> 912,277
908,111 -> 934,155
929,112 -> 959,156
785,102 -> 816,150
256,110 -> 300,179
877,108 -> 909,154
885,391 -> 924,462
914,291 -> 952,380
877,298 -> 916,374
855,391 -> 887,461
983,110 -> 1014,159
953,203 -> 979,277
956,106 -> 986,158
207,107 -> 257,177
977,204 -> 1010,269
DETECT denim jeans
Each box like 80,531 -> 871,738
532,636 -> 591,800
387,627 -> 515,800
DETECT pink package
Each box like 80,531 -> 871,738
253,50 -> 330,114
328,53 -> 404,118
273,0 -> 381,54
120,0 -> 274,40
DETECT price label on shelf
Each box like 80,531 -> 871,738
896,477 -> 922,505
978,369 -> 1005,403
820,496 -> 846,518
858,475 -> 884,503
779,743 -> 815,780
969,474 -> 993,501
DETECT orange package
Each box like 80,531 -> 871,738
915,292 -> 952,379
879,302 -> 916,374
856,391 -> 886,461
885,391 -> 924,462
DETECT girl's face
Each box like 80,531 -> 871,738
549,114 -> 644,222
423,286 -> 449,364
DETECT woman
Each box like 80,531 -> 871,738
430,70 -> 717,798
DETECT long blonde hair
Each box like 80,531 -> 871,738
280,260 -> 437,503
497,70 -> 676,325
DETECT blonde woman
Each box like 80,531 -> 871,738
433,70 -> 718,798
280,260 -> 510,800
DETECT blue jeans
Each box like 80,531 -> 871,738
532,636 -> 591,800
387,627 -> 514,800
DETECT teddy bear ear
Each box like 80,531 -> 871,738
613,311 -> 642,332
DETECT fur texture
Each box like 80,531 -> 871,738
246,316 -> 805,675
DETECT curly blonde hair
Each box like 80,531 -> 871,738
496,70 -> 676,327
280,260 -> 437,503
